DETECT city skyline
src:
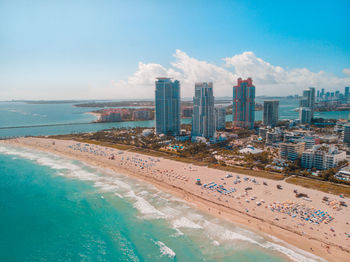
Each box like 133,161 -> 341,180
2,2 -> 350,261
1,0 -> 350,100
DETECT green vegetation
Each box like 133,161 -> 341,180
286,176 -> 350,198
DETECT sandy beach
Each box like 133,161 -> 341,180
2,137 -> 350,261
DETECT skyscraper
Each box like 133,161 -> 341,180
192,82 -> 215,138
345,86 -> 349,103
299,107 -> 312,124
263,100 -> 279,127
155,78 -> 180,136
299,87 -> 315,119
215,106 -> 226,130
343,125 -> 350,145
232,78 -> 255,129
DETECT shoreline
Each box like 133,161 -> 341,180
1,137 -> 350,261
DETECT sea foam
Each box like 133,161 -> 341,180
154,241 -> 176,258
172,217 -> 202,229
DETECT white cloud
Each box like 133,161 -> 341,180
343,68 -> 350,75
112,49 -> 350,98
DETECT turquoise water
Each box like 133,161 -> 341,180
1,99 -> 348,138
0,144 -> 324,261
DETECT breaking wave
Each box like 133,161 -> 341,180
154,240 -> 176,259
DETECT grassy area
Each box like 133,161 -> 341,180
286,176 -> 350,197
208,164 -> 285,180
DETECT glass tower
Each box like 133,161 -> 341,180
192,82 -> 215,138
263,100 -> 279,127
155,78 -> 180,136
232,78 -> 255,129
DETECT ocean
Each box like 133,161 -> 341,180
1,99 -> 349,138
0,144 -> 324,262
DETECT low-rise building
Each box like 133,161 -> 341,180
266,130 -> 282,145
99,108 -> 130,122
142,129 -> 153,137
279,142 -> 305,161
301,145 -> 346,170
239,145 -> 263,154
335,170 -> 350,181
259,127 -> 268,139
295,136 -> 315,150
100,112 -> 122,122
132,109 -> 152,121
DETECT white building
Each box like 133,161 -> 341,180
301,145 -> 346,170
239,145 -> 263,154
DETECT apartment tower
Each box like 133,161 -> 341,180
232,77 -> 255,129
263,100 -> 279,127
192,82 -> 215,138
155,78 -> 181,136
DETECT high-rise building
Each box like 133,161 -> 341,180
345,86 -> 350,103
192,82 -> 215,138
263,100 -> 279,127
299,87 -> 315,118
215,106 -> 226,130
343,125 -> 350,145
299,107 -> 312,124
232,78 -> 255,129
155,78 -> 181,136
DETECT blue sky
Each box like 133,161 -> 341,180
1,0 -> 349,99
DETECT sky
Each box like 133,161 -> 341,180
0,0 -> 350,100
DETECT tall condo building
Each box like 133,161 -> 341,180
232,78 -> 255,129
343,125 -> 350,145
155,78 -> 181,136
299,87 -> 315,119
299,107 -> 312,124
345,86 -> 350,103
192,82 -> 215,138
263,100 -> 279,127
215,106 -> 226,130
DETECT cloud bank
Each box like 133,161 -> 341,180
113,49 -> 350,98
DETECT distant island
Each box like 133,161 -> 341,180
75,99 -> 234,108
10,100 -> 94,104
